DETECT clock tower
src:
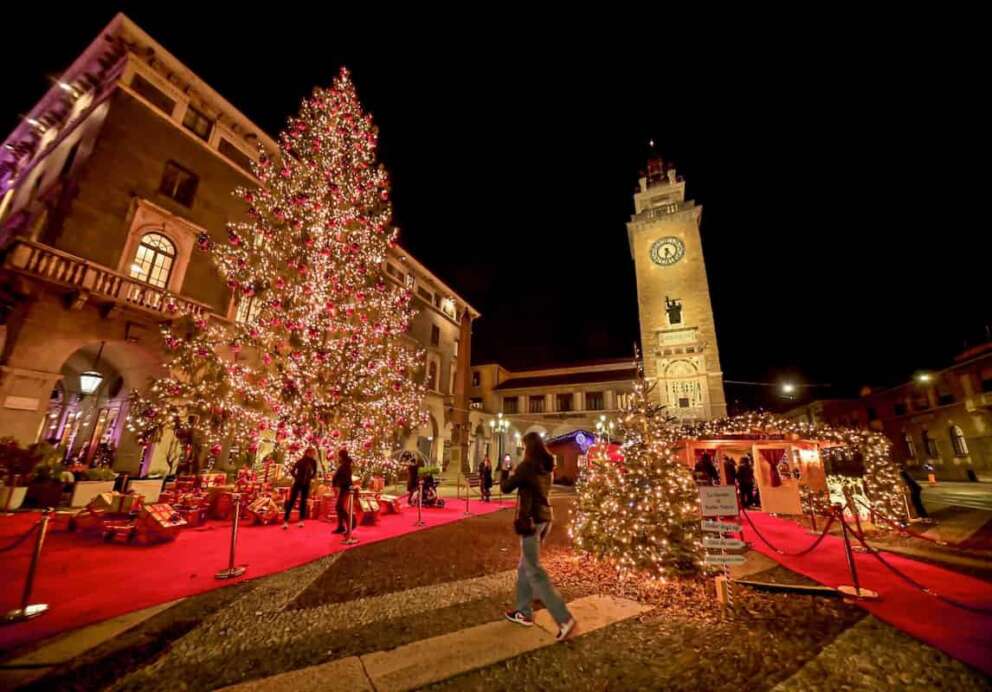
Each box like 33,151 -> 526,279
626,157 -> 727,420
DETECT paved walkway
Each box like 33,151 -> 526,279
222,595 -> 650,692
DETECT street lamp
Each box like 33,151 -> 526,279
489,413 -> 510,462
915,372 -> 932,384
79,342 -> 106,396
780,382 -> 797,397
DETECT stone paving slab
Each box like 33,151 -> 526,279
222,594 -> 650,692
364,594 -> 650,692
220,656 -> 372,692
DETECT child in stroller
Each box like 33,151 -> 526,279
409,467 -> 445,508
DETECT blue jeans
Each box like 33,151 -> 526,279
515,522 -> 572,625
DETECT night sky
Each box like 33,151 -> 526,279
6,7 -> 988,407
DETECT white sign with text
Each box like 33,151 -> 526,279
698,486 -> 739,517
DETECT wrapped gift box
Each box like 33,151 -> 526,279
136,503 -> 186,543
176,505 -> 208,528
247,495 -> 280,524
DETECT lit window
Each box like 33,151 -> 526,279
159,161 -> 198,207
950,426 -> 969,457
472,371 -> 480,387
922,430 -> 939,459
130,232 -> 176,288
585,391 -> 603,410
182,106 -> 213,141
235,293 -> 261,324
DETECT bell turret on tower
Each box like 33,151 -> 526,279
626,156 -> 727,420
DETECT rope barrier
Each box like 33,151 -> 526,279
852,496 -> 956,547
741,507 -> 836,557
0,521 -> 40,553
839,513 -> 992,616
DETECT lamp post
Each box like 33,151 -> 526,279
488,413 -> 510,462
595,415 -> 615,443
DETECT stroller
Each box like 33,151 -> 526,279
409,468 -> 445,508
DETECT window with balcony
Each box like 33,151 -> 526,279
427,360 -> 438,391
950,425 -> 969,457
981,367 -> 992,393
937,387 -> 955,406
130,73 -> 176,116
585,391 -> 603,410
218,138 -> 254,174
129,232 -> 176,288
235,293 -> 261,324
503,397 -> 518,414
159,161 -> 198,208
556,393 -> 573,412
529,396 -> 546,413
430,324 -> 440,347
182,106 -> 213,141
922,429 -> 939,459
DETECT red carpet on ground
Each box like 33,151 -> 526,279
0,499 -> 509,653
743,511 -> 992,676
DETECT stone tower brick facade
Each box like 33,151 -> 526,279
626,157 -> 726,420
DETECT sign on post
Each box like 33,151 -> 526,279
699,486 -> 739,517
702,519 -> 742,533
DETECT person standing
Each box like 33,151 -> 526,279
480,456 -> 493,502
283,447 -> 318,529
501,432 -> 577,642
723,456 -> 738,487
332,449 -> 355,534
738,456 -> 755,507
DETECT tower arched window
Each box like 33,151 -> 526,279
950,425 -> 969,457
129,232 -> 176,288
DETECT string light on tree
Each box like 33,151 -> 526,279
572,347 -> 705,578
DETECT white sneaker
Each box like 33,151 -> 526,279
555,618 -> 577,642
297,521 -> 305,528
282,522 -> 289,530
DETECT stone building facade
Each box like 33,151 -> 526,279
466,359 -> 636,467
626,157 -> 726,420
784,342 -> 992,480
0,14 -> 478,475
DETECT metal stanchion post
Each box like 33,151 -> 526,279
844,488 -> 868,552
836,506 -> 878,599
216,493 -> 246,580
414,478 -> 426,527
4,509 -> 51,623
464,476 -> 472,516
342,488 -> 359,545
2,475 -> 20,517
806,492 -> 818,535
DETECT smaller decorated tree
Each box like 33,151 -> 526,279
572,353 -> 704,577
127,316 -> 259,475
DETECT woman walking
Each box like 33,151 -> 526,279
500,431 -> 576,642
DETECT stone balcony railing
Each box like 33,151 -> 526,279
2,238 -> 212,320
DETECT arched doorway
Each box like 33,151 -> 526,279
417,412 -> 439,465
45,340 -> 162,473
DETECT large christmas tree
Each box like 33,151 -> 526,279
572,354 -> 704,577
206,68 -> 426,476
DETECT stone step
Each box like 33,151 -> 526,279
222,594 -> 650,692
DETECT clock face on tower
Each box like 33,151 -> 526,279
650,236 -> 685,266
